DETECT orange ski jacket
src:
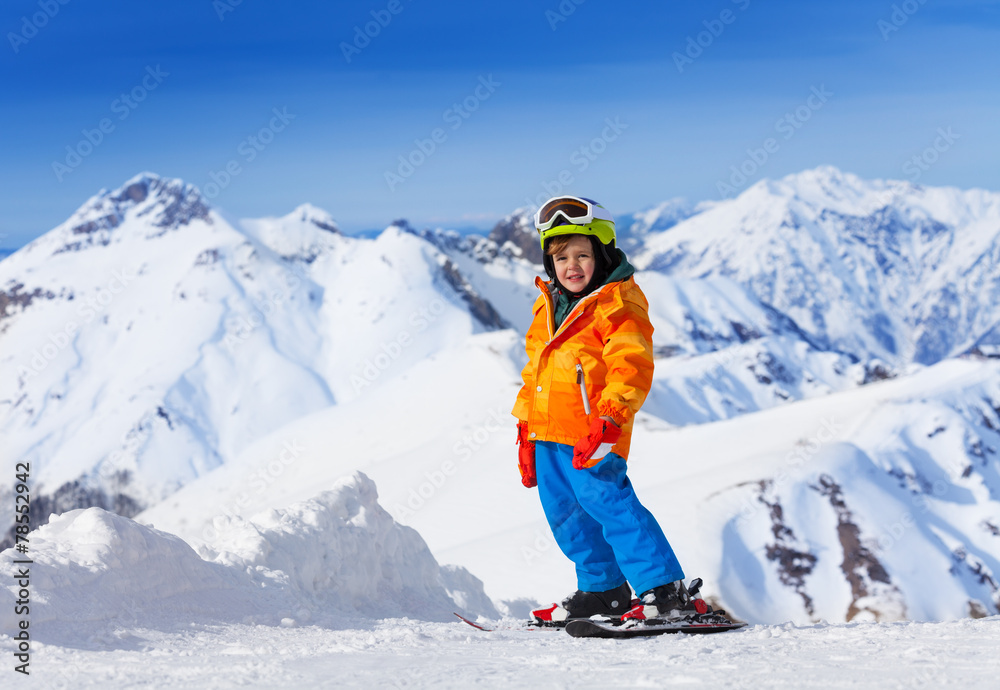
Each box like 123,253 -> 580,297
512,275 -> 655,464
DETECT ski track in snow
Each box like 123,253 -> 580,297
4,617 -> 999,689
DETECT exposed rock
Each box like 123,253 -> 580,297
758,480 -> 818,617
0,281 -> 56,322
811,474 -> 906,622
488,209 -> 541,265
439,258 -> 509,331
0,471 -> 143,551
861,360 -> 896,385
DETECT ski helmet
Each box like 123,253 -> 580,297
535,195 -> 618,281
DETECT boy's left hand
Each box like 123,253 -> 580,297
516,420 -> 537,488
572,416 -> 621,469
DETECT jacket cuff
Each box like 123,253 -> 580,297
597,401 -> 628,428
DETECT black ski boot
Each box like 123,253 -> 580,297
622,578 -> 715,622
531,582 -> 632,625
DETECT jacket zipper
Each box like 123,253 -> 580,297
538,276 -> 612,342
575,362 -> 591,415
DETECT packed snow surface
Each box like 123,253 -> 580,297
3,480 -> 998,688
4,616 -> 999,688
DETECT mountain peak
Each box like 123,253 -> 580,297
385,218 -> 419,236
106,173 -> 210,225
487,208 -> 540,264
20,173 -> 213,257
737,166 -> 910,217
117,171 -> 163,197
283,203 -> 340,234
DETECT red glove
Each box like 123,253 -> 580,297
572,417 -> 622,469
516,421 -> 536,488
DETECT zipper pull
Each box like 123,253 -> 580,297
576,363 -> 591,415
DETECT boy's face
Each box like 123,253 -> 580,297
553,235 -> 596,293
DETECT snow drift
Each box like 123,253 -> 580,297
0,472 -> 496,645
199,471 -> 498,622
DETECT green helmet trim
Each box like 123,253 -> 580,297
537,218 -> 616,252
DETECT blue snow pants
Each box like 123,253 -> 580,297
535,441 -> 684,595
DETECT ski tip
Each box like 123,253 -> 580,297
453,612 -> 491,631
564,619 -> 612,638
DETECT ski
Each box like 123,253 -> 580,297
565,616 -> 746,639
452,612 -> 564,632
453,612 -> 492,630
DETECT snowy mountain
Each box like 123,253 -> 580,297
633,166 -> 1000,367
484,207 -> 541,264
0,173 -> 510,533
617,196 -> 710,252
3,166 -> 999,633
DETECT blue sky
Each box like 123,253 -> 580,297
2,0 -> 999,246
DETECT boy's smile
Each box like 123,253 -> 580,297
553,235 -> 596,293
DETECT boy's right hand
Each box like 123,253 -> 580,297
572,416 -> 622,469
516,421 -> 536,488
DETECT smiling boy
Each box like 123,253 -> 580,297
512,195 -> 695,625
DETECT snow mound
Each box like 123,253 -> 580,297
200,471 -> 498,621
0,507 -> 259,643
1,472 -> 495,645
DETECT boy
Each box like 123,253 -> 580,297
512,195 -> 690,624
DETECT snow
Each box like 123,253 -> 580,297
1,473 -> 493,645
4,478 -> 998,687
5,614 -> 999,688
132,338 -> 1000,625
4,167 -> 1000,686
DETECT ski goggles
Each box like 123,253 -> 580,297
534,196 -> 613,233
